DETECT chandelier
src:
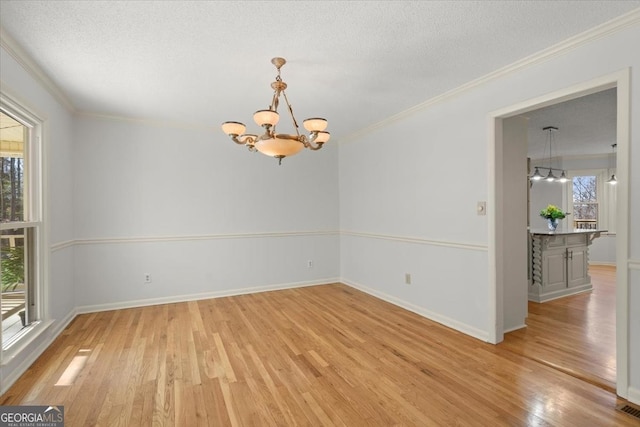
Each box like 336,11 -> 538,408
221,57 -> 330,165
530,126 -> 568,183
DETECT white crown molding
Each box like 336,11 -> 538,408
341,230 -> 488,251
340,8 -> 640,145
0,27 -> 75,113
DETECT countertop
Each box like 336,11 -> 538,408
529,228 -> 608,236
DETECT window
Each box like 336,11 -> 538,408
0,98 -> 44,353
566,169 -> 616,233
572,175 -> 598,229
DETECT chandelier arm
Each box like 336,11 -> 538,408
300,133 -> 324,151
272,133 -> 304,142
258,130 -> 274,141
280,90 -> 301,137
305,142 -> 325,151
230,135 -> 249,145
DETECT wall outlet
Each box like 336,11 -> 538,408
144,273 -> 152,283
307,260 -> 313,268
405,273 -> 411,285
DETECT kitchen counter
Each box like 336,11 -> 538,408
528,229 -> 606,302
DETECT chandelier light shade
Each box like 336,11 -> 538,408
303,118 -> 328,132
253,110 -> 280,127
221,57 -> 330,164
221,121 -> 246,136
530,126 -> 567,184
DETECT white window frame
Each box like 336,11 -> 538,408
0,93 -> 47,360
563,168 -> 616,234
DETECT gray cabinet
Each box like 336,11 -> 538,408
567,246 -> 589,288
529,231 -> 600,303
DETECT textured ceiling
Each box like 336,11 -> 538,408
523,88 -> 617,159
0,1 -> 638,150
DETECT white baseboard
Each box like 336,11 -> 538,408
341,279 -> 489,342
589,262 -> 616,266
1,307 -> 78,395
76,278 -> 339,314
503,324 -> 527,334
628,386 -> 640,405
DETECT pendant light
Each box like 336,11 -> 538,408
530,126 -> 567,184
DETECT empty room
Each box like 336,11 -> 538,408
1,2 -> 640,426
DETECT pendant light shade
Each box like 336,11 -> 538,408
557,171 -> 568,183
531,167 -> 543,181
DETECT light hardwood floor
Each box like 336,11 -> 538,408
1,277 -> 635,426
501,264 -> 617,392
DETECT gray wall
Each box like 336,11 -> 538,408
339,22 -> 640,400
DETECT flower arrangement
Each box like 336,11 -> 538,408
539,204 -> 569,220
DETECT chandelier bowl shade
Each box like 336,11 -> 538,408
221,57 -> 329,164
303,118 -> 328,132
221,121 -> 246,136
255,136 -> 304,157
314,131 -> 331,144
254,110 -> 280,127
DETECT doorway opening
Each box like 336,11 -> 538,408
489,69 -> 630,399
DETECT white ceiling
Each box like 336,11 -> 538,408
0,1 -> 638,147
523,88 -> 617,159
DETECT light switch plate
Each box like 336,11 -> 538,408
477,201 -> 486,216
